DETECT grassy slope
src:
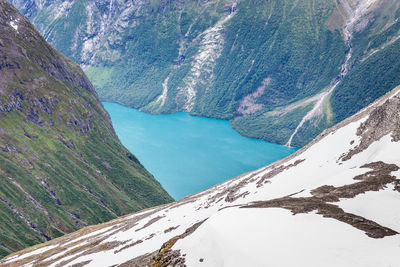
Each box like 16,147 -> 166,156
0,1 -> 172,258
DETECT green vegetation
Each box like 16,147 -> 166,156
331,2 -> 400,124
191,0 -> 345,119
232,104 -> 313,146
14,0 -> 347,147
331,39 -> 400,123
11,0 -> 400,148
0,2 -> 172,258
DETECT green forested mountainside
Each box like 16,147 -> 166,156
331,0 -> 400,123
11,0 -> 400,147
0,1 -> 172,258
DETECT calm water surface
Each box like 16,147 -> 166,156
103,102 -> 297,199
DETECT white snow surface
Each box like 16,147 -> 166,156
10,19 -> 19,32
2,87 -> 400,266
339,184 -> 400,233
176,208 -> 400,267
3,244 -> 58,263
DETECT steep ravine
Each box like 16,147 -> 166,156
0,0 -> 172,258
286,0 -> 378,147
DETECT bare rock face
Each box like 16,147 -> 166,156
342,93 -> 400,161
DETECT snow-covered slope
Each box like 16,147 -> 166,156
2,85 -> 400,266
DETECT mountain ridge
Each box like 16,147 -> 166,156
0,0 -> 172,258
11,0 -> 400,147
3,82 -> 400,266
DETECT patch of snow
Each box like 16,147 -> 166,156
10,19 -> 19,32
339,184 -> 400,232
63,225 -> 115,246
3,244 -> 58,263
65,202 -> 217,266
248,118 -> 368,200
176,208 -> 400,267
350,134 -> 400,166
45,241 -> 89,264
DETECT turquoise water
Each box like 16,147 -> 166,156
103,102 -> 297,200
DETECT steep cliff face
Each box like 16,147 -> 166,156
3,79 -> 400,266
10,0 -> 400,148
0,0 -> 172,258
10,0 -> 400,147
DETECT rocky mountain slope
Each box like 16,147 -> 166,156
3,81 -> 400,266
9,0 -> 400,147
0,0 -> 172,258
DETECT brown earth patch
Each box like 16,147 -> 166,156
164,226 -> 180,234
114,240 -> 143,254
244,197 -> 397,238
135,215 -> 164,232
243,161 -> 399,238
117,220 -> 206,267
71,260 -> 92,267
151,220 -> 206,267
